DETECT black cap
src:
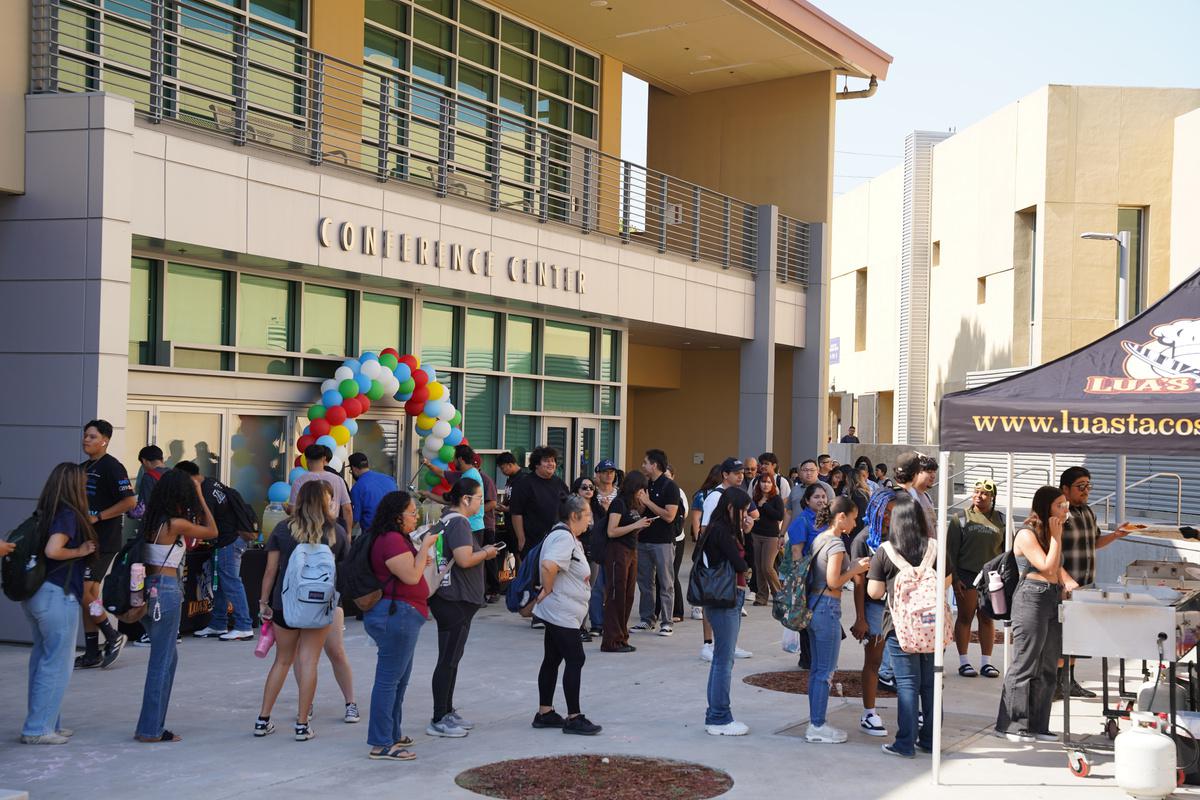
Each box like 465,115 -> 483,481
348,452 -> 369,469
719,457 -> 744,474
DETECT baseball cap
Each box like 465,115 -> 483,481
347,452 -> 369,469
595,459 -> 617,473
720,457 -> 744,474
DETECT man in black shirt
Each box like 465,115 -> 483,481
509,446 -> 568,555
495,451 -> 528,556
631,449 -> 681,636
78,419 -> 136,669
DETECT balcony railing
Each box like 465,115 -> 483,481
30,0 -> 812,284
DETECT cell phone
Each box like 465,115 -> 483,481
492,541 -> 507,551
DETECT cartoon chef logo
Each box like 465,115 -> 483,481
1085,318 -> 1200,394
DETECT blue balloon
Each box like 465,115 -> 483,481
423,399 -> 444,419
303,425 -> 311,436
444,428 -> 464,447
321,389 -> 343,408
356,373 -> 372,393
343,359 -> 362,373
315,434 -> 337,452
360,351 -> 379,362
393,362 -> 412,383
343,418 -> 358,436
415,424 -> 433,437
394,390 -> 413,402
430,458 -> 448,471
288,467 -> 307,484
267,481 -> 291,503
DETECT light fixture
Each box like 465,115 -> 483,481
688,61 -> 755,76
616,21 -> 685,39
589,0 -> 608,6
695,54 -> 712,61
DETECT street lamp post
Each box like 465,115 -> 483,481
1081,230 -> 1131,523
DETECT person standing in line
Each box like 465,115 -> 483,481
699,458 -> 756,662
127,445 -> 166,648
827,467 -> 847,497
894,451 -> 937,532
868,494 -> 952,757
427,479 -> 500,738
843,465 -> 871,542
701,488 -> 753,737
993,486 -> 1068,743
510,447 -> 570,557
664,465 -> 689,624
600,471 -> 651,653
688,465 -> 724,622
135,469 -> 218,742
948,480 -> 1005,679
256,481 -> 350,741
840,426 -> 861,444
474,457 -> 500,602
817,455 -> 834,484
782,459 -> 834,532
289,444 -> 354,538
631,449 -> 680,636
740,457 -> 759,598
583,465 -> 613,637
750,453 -> 791,501
348,453 -> 398,535
786,482 -> 831,671
494,452 -> 527,561
875,463 -> 894,490
851,488 -> 897,740
362,491 -> 440,761
854,456 -> 879,496
76,420 -> 136,670
749,472 -> 784,607
804,496 -> 869,744
787,466 -> 801,485
531,495 -> 602,735
20,464 -> 97,745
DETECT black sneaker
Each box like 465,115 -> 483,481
532,710 -> 566,729
101,633 -> 127,669
531,619 -> 545,630
1069,680 -> 1097,699
74,653 -> 102,670
254,718 -> 275,737
294,722 -> 314,741
877,675 -> 896,692
579,629 -> 593,643
563,715 -> 601,736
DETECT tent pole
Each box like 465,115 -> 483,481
1005,453 -> 1014,672
933,450 -> 950,785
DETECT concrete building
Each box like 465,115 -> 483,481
0,0 -> 891,542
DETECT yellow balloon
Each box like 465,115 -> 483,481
410,354 -> 421,368
416,413 -> 436,429
427,381 -> 445,401
299,455 -> 307,469
331,425 -> 351,446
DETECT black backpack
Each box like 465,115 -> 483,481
337,529 -> 389,612
973,549 -> 1019,621
209,480 -> 259,548
1,512 -> 45,602
103,535 -> 144,616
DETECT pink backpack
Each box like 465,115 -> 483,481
881,540 -> 951,654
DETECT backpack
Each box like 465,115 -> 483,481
881,540 -> 952,654
771,536 -> 822,631
130,468 -> 163,520
337,529 -> 388,612
973,549 -> 1019,622
102,534 -> 145,619
1,512 -> 45,602
281,542 -> 338,628
210,480 -> 259,548
506,538 -> 546,616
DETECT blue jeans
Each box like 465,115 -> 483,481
363,599 -> 426,748
886,634 -> 934,755
210,539 -> 252,631
879,645 -> 895,681
588,562 -> 605,630
704,588 -> 745,726
136,574 -> 182,739
807,593 -> 842,727
21,582 -> 80,736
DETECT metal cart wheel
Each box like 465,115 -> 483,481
1068,751 -> 1091,778
1104,718 -> 1120,740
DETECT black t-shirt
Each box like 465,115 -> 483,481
640,474 -> 681,545
201,478 -> 240,547
606,496 -> 642,550
509,472 -> 569,549
587,496 -> 609,563
850,530 -> 884,609
265,520 -> 350,610
81,453 -> 134,553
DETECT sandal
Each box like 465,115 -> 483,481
958,664 -> 978,678
136,730 -> 181,743
980,664 -> 1000,678
393,736 -> 415,748
369,745 -> 416,761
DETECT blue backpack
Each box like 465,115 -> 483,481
505,539 -> 546,616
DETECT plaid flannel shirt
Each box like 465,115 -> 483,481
1061,503 -> 1099,586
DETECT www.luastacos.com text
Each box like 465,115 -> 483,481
971,411 -> 1200,436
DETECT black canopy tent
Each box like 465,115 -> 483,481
928,267 -> 1200,783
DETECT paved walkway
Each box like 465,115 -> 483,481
2,588 -> 1197,799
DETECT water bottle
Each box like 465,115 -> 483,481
987,570 -> 1007,616
254,621 -> 275,658
130,563 -> 146,607
260,501 -> 288,543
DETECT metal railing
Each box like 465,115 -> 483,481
30,0 -> 811,281
1090,472 -> 1184,527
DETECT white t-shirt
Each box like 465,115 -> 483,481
675,491 -> 690,542
907,487 -> 937,530
700,487 -> 725,527
533,525 -> 591,629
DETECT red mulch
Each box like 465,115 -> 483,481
456,755 -> 733,800
970,630 -> 1006,645
743,669 -> 896,698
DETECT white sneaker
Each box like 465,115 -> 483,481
192,626 -> 224,638
658,624 -> 674,637
690,607 -> 704,620
219,629 -> 254,641
805,723 -> 848,743
734,647 -> 752,659
740,607 -> 748,617
860,712 -> 887,737
700,643 -> 714,662
705,720 -> 749,736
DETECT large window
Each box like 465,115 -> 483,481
166,263 -> 229,370
361,292 -> 407,353
421,302 -> 458,367
129,258 -> 156,364
544,320 -> 591,378
238,274 -> 294,374
302,285 -> 350,357
1118,207 -> 1148,320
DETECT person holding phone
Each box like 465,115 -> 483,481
600,471 -> 652,653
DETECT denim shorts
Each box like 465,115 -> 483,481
865,600 -> 885,640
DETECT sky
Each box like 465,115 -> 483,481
622,0 -> 1200,195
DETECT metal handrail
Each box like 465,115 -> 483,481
31,0 -> 810,282
1089,472 -> 1183,527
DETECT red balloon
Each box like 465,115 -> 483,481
296,434 -> 315,452
294,455 -> 303,467
411,385 -> 430,405
309,418 -> 331,437
358,395 -> 371,413
325,405 -> 347,426
399,354 -> 418,371
412,368 -> 429,388
341,396 -> 361,418
380,348 -> 399,359
404,398 -> 424,416
431,484 -> 445,496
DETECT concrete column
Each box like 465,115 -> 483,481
738,205 -> 779,459
793,221 -> 828,460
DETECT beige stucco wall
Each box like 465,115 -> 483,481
0,1 -> 28,194
1170,108 -> 1200,289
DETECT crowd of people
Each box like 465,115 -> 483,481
9,422 -> 1137,763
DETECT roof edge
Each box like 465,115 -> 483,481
745,0 -> 893,80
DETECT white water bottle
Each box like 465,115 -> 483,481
987,570 -> 1007,616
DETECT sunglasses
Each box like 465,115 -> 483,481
579,483 -> 595,490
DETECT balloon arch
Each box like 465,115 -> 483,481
267,348 -> 463,502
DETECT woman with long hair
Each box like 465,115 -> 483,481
949,480 -> 1005,679
749,472 -> 784,606
844,465 -> 871,541
804,496 -> 869,743
854,456 -> 879,495
701,488 -> 752,736
601,470 -> 651,653
851,488 -> 896,740
786,482 -> 832,670
427,478 -> 499,738
827,466 -> 846,496
867,494 -> 951,758
686,466 -> 723,621
256,480 -> 349,741
994,485 -> 1067,742
571,476 -> 605,640
136,469 -> 218,742
362,491 -> 440,761
20,464 -> 96,744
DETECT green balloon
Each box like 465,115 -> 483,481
367,379 -> 387,401
438,445 -> 456,463
379,353 -> 398,370
307,404 -> 326,421
398,378 -> 416,394
450,412 -> 462,427
424,470 -> 441,487
338,379 -> 359,398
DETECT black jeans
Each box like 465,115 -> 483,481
482,529 -> 500,594
538,620 -> 587,715
429,595 -> 479,722
996,579 -> 1061,735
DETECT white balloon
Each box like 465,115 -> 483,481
321,379 -> 338,394
432,420 -> 452,439
334,366 -> 354,382
335,445 -> 349,460
328,457 -> 343,472
424,436 -> 444,452
436,404 -> 456,421
383,373 -> 400,393
360,360 -> 382,379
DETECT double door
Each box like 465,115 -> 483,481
541,416 -> 598,487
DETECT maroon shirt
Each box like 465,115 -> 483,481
370,531 -> 429,617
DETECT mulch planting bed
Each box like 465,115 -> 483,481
743,669 -> 896,698
456,755 -> 732,800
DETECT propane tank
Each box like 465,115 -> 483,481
1115,712 -> 1177,799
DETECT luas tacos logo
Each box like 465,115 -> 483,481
1085,318 -> 1200,394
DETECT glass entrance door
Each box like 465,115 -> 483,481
542,416 -> 572,485
577,419 -> 598,480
